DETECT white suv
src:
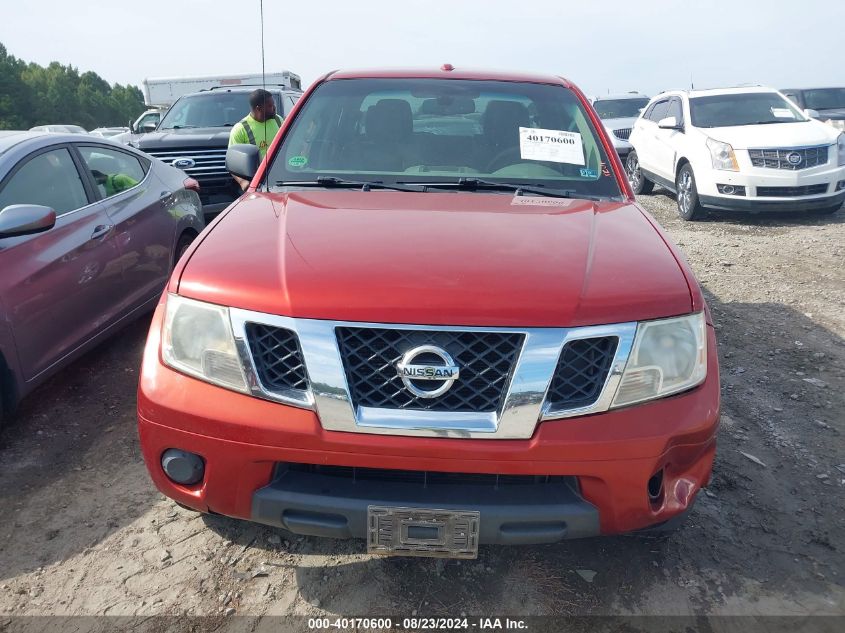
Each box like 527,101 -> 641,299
627,87 -> 845,220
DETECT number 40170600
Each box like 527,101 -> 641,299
526,134 -> 574,144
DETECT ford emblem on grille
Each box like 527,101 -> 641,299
396,345 -> 460,399
786,152 -> 803,166
172,157 -> 196,169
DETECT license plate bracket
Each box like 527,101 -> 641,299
367,506 -> 480,559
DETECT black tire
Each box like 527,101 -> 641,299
675,163 -> 704,221
174,232 -> 196,268
626,151 -> 654,195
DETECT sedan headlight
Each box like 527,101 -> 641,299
611,312 -> 707,408
838,133 -> 845,165
706,137 -> 739,171
162,294 -> 248,392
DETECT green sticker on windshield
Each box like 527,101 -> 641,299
288,155 -> 308,168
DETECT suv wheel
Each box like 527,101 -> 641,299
676,164 -> 703,221
626,151 -> 654,195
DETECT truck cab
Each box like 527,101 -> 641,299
133,86 -> 301,218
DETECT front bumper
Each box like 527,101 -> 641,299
700,189 -> 844,212
137,305 -> 720,542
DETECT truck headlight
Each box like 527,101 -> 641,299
838,133 -> 845,166
162,294 -> 248,392
611,312 -> 707,408
706,137 -> 739,171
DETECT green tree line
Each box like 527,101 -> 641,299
0,43 -> 146,131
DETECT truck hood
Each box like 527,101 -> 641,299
704,120 -> 839,149
136,127 -> 231,149
178,191 -> 693,327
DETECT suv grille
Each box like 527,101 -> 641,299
145,147 -> 228,177
335,328 -> 524,412
245,324 -> 309,392
756,184 -> 829,197
284,463 -> 575,488
545,337 -> 618,412
613,128 -> 632,141
748,146 -> 829,170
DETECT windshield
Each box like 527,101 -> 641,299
690,92 -> 806,127
267,78 -> 622,199
593,98 -> 649,119
159,92 -> 281,129
802,88 -> 845,111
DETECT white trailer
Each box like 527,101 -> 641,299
142,71 -> 302,107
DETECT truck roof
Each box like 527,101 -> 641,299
326,67 -> 574,88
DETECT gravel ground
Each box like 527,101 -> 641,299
0,193 -> 843,629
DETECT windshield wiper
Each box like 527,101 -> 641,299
166,125 -> 198,130
274,177 -> 426,193
400,177 -> 603,200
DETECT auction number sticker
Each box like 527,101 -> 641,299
519,127 -> 585,165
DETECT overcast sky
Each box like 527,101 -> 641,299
2,0 -> 843,99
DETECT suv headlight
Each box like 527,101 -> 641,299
162,294 -> 248,392
706,137 -> 739,171
611,312 -> 707,408
838,133 -> 845,165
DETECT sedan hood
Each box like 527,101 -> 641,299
705,120 -> 839,149
178,191 -> 693,327
602,116 -> 638,130
816,107 -> 845,120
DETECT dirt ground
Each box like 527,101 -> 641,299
1,193 -> 843,630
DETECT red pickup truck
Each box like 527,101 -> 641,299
138,67 -> 719,559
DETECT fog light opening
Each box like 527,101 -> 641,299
161,448 -> 205,485
717,184 -> 746,196
836,180 -> 845,191
647,469 -> 665,507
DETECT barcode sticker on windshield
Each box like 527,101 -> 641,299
519,127 -> 585,165
771,108 -> 795,118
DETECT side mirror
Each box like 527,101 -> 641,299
658,116 -> 683,130
0,204 -> 56,238
141,122 -> 158,134
226,144 -> 260,180
804,109 -> 820,119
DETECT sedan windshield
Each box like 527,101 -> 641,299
802,88 -> 845,111
268,78 -> 622,199
159,92 -> 281,130
690,92 -> 806,127
593,98 -> 649,119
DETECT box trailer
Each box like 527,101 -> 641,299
142,71 -> 302,107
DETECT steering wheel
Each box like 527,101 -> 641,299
485,146 -> 524,173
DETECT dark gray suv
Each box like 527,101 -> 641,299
134,86 -> 301,218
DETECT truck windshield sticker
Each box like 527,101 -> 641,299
519,127 -> 585,165
288,155 -> 308,168
580,168 -> 598,178
771,108 -> 795,119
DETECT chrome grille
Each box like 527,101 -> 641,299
545,337 -> 618,412
755,184 -> 829,197
245,323 -> 309,393
145,147 -> 228,178
613,128 -> 632,141
748,146 -> 829,170
335,327 -> 524,413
